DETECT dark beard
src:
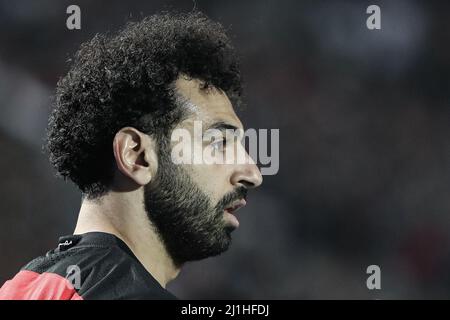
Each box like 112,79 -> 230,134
143,140 -> 247,266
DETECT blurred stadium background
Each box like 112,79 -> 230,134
0,0 -> 449,299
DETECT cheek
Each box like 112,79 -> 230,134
186,163 -> 231,203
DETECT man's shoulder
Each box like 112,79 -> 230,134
0,236 -> 176,300
0,245 -> 101,300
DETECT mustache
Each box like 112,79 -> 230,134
215,186 -> 248,211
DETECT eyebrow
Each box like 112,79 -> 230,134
205,121 -> 241,132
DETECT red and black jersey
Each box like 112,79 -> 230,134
0,232 -> 177,300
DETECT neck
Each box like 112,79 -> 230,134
73,191 -> 180,288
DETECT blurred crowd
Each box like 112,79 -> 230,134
1,0 -> 449,299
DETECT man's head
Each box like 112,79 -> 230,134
46,12 -> 262,265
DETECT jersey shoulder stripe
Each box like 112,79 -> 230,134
0,270 -> 82,300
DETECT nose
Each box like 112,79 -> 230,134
230,158 -> 263,189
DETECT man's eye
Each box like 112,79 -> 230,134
211,139 -> 226,152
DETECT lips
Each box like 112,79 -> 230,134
224,198 -> 247,215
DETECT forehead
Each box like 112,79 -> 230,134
174,76 -> 243,129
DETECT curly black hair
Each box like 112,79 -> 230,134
45,11 -> 242,199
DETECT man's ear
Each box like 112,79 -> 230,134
112,127 -> 158,186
